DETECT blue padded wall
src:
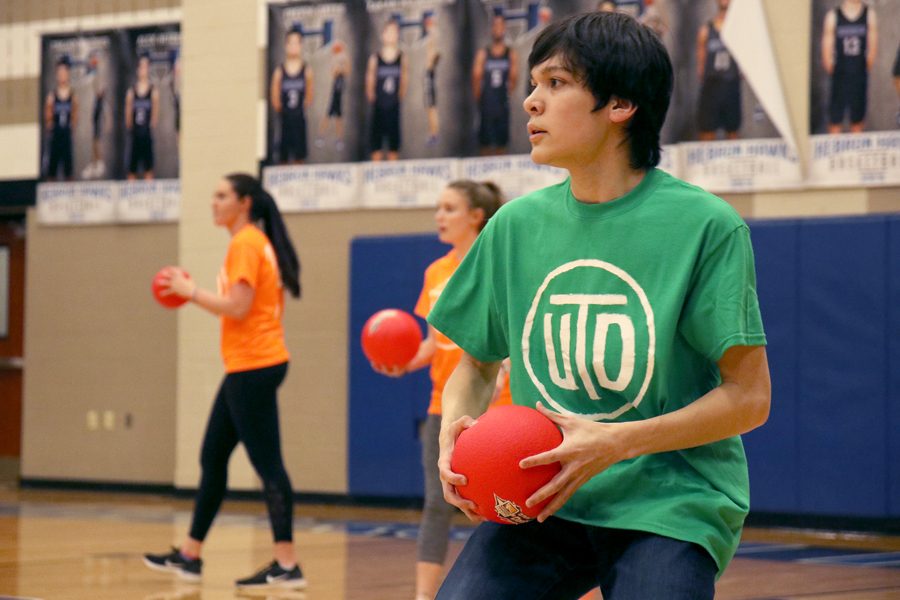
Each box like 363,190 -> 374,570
348,234 -> 448,497
744,215 -> 899,518
889,218 -> 900,516
796,217 -> 888,517
743,220 -> 799,512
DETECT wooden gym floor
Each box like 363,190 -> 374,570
0,486 -> 898,600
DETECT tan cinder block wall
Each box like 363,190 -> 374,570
10,0 -> 900,492
21,219 -> 180,484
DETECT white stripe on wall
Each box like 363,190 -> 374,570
0,124 -> 40,179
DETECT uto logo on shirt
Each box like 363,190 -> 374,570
522,259 -> 655,420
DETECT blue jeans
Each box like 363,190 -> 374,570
436,518 -> 717,600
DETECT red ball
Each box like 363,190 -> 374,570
151,267 -> 188,309
361,309 -> 422,368
451,404 -> 563,525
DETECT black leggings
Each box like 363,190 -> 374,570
189,362 -> 294,543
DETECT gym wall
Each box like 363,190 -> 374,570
4,0 -> 899,497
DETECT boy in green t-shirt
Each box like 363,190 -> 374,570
428,11 -> 771,600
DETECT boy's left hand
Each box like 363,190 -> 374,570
519,402 -> 628,523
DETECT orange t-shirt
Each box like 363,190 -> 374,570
415,251 -> 511,415
219,225 -> 290,373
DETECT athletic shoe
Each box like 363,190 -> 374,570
235,560 -> 307,590
143,547 -> 203,582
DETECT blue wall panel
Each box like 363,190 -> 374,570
348,234 -> 448,497
888,217 -> 900,517
744,220 -> 799,512
796,217 -> 888,517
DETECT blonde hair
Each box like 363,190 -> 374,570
446,180 -> 505,231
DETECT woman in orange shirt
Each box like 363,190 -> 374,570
373,180 -> 509,600
143,173 -> 304,591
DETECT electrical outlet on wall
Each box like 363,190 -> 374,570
102,410 -> 115,431
86,410 -> 99,431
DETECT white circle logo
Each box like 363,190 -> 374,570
521,260 -> 656,420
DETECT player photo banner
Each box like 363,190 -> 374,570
264,163 -> 361,212
363,0 -> 468,160
809,0 -> 900,186
459,155 -> 565,200
124,26 -> 181,181
808,132 -> 900,187
470,0 -> 554,157
41,33 -> 118,183
36,182 -> 118,225
681,139 -> 804,193
359,158 -> 459,208
268,1 -> 368,165
40,24 -> 180,185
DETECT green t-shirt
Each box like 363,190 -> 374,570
427,168 -> 767,574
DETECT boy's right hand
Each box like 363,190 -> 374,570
438,415 -> 485,523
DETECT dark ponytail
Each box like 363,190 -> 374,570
447,180 -> 505,230
225,173 -> 301,299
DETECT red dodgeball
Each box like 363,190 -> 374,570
151,267 -> 188,309
361,309 -> 423,369
451,404 -> 563,524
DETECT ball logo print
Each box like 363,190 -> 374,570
493,493 -> 531,525
522,260 -> 656,421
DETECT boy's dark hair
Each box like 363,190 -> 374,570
528,11 -> 673,170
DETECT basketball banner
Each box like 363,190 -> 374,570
363,0 -> 466,160
808,132 -> 900,187
39,24 -> 180,183
459,155 -> 565,201
359,158 -> 459,208
267,1 -> 360,165
681,139 -> 803,193
116,180 -> 181,223
36,182 -> 118,225
37,180 -> 182,225
264,163 -> 360,212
